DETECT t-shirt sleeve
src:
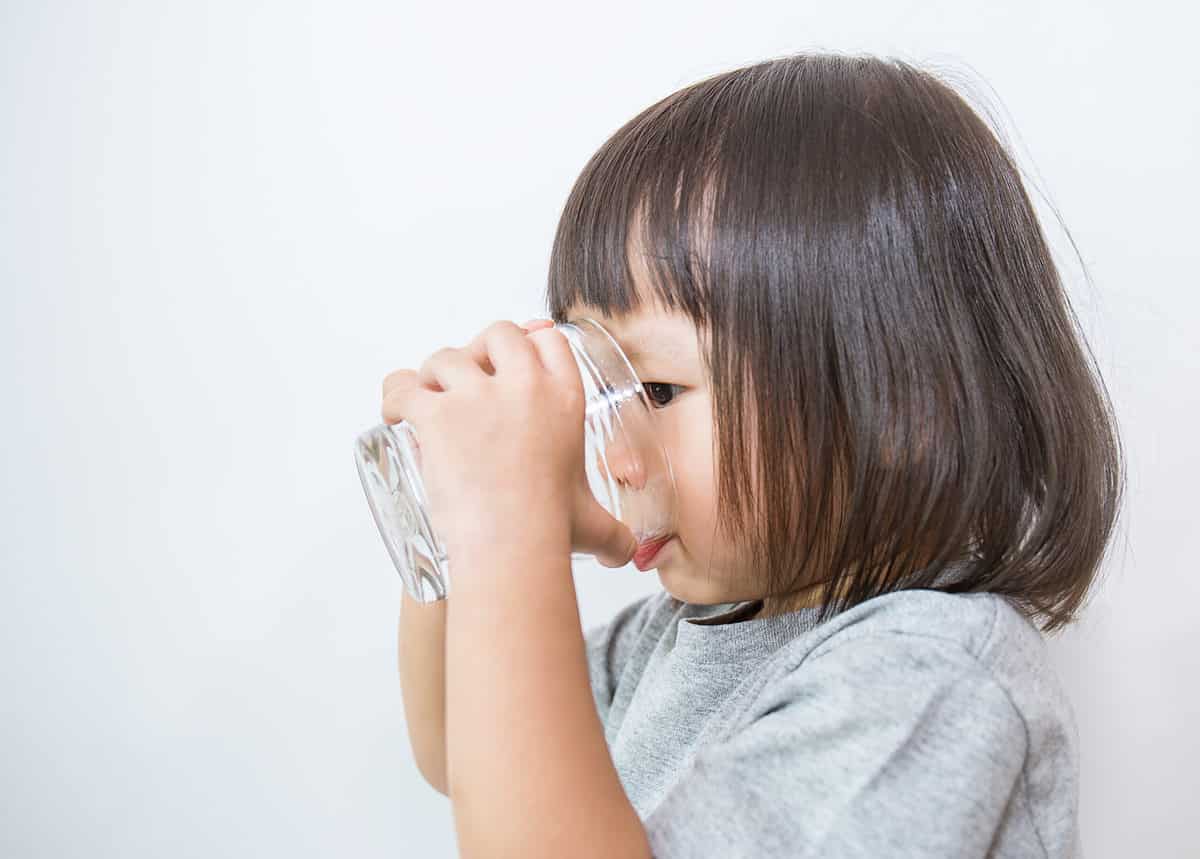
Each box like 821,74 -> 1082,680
643,633 -> 1028,858
583,591 -> 660,726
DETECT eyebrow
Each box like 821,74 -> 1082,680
608,328 -> 692,364
566,313 -> 694,364
623,340 -> 688,363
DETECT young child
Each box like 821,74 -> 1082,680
542,52 -> 1122,857
390,50 -> 1123,858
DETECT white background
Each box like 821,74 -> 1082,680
2,2 -> 1196,856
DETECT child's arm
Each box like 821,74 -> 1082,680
395,315 -> 561,798
443,518 -> 651,859
397,588 -> 449,795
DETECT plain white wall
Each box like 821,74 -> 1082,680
2,1 -> 1195,856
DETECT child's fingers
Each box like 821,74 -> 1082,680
382,320 -> 551,396
457,319 -> 545,378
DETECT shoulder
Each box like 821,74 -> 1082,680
647,589 -> 1082,856
736,587 -> 1079,777
804,589 -> 1076,736
809,587 -> 1031,662
789,586 -> 1058,694
741,590 -> 1028,729
739,590 -> 1080,729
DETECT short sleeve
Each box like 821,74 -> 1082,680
643,633 -> 1028,859
583,591 -> 660,726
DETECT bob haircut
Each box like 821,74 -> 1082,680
543,51 -> 1126,634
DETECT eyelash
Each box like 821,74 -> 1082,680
642,382 -> 684,409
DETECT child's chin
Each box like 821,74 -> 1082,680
659,573 -> 733,606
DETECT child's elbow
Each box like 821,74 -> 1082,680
415,757 -> 450,797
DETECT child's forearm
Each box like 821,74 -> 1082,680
398,588 -> 449,794
443,516 -> 651,859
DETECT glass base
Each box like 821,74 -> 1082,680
354,422 -> 449,602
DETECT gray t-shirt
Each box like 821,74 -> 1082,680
584,567 -> 1082,857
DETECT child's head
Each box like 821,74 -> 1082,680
545,52 -> 1125,634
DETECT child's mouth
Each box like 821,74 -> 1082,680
633,535 -> 673,571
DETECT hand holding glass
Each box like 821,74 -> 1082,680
354,318 -> 679,603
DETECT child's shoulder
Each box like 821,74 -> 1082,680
813,586 -> 1046,667
822,588 -> 1060,694
647,588 -> 1083,858
765,588 -> 1078,748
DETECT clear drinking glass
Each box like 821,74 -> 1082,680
353,317 -> 679,603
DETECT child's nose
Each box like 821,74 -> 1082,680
599,438 -> 647,492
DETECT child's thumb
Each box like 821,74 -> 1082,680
574,492 -> 638,569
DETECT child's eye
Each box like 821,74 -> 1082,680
642,382 -> 684,409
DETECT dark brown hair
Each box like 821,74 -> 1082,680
543,51 -> 1126,635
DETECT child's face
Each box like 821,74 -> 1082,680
562,273 -> 763,607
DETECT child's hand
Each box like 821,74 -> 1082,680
518,317 -> 555,334
380,319 -> 638,572
513,320 -> 639,568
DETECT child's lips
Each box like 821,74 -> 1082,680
633,535 -> 673,571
